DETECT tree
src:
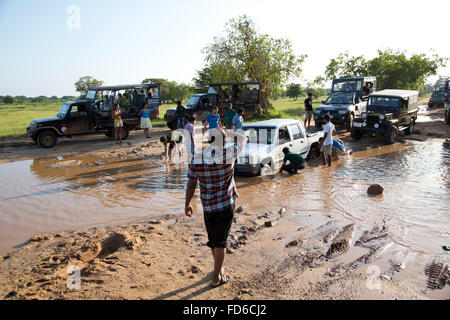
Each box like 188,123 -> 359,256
3,95 -> 15,104
202,15 -> 306,115
367,49 -> 447,90
325,52 -> 368,80
75,76 -> 103,94
324,49 -> 447,91
285,83 -> 302,100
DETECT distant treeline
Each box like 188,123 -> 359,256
0,95 -> 77,104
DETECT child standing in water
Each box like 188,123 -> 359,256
139,102 -> 152,138
112,103 -> 123,144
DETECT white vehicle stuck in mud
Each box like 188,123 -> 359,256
235,119 -> 322,176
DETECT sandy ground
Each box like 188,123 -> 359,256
0,106 -> 448,300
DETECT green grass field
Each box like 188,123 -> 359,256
0,96 -> 326,138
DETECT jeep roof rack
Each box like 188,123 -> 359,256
369,89 -> 418,98
201,82 -> 260,86
88,84 -> 160,91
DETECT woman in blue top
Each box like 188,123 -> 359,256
139,102 -> 152,138
204,106 -> 222,143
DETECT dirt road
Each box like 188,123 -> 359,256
0,107 -> 448,300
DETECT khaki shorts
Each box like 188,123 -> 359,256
114,119 -> 123,128
321,144 -> 332,157
305,111 -> 312,120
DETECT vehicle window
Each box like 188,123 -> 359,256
278,127 -> 291,145
86,90 -> 97,100
57,103 -> 71,118
332,80 -> 362,93
201,97 -> 213,107
243,127 -> 276,144
325,93 -> 354,104
71,105 -> 87,117
296,124 -> 306,139
368,97 -> 401,108
186,96 -> 200,108
289,124 -> 303,140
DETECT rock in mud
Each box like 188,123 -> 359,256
48,160 -> 82,169
264,221 -> 274,228
30,234 -> 52,243
279,207 -> 287,216
367,184 -> 384,196
286,239 -> 302,248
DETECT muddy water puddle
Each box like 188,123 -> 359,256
0,139 -> 449,295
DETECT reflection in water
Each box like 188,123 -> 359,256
0,141 -> 448,257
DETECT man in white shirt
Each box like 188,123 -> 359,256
320,114 -> 336,167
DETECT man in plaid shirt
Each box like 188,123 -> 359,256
185,127 -> 247,288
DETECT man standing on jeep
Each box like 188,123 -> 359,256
304,93 -> 313,128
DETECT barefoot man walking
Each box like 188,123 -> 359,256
185,128 -> 248,287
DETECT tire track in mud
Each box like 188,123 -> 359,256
230,217 -> 446,299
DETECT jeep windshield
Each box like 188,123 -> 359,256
186,96 -> 201,108
368,97 -> 401,108
85,90 -> 97,100
57,103 -> 71,118
243,127 -> 276,144
325,93 -> 354,104
332,80 -> 362,93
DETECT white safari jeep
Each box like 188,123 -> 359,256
235,119 -> 322,176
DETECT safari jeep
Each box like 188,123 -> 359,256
314,76 -> 376,131
164,82 -> 260,129
351,90 -> 419,145
444,79 -> 450,124
27,84 -> 161,148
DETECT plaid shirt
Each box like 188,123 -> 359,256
188,144 -> 239,214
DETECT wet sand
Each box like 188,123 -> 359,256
0,106 -> 449,300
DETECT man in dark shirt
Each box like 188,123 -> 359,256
304,93 -> 313,128
279,147 -> 306,174
175,101 -> 186,129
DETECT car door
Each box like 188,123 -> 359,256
68,104 -> 90,134
287,123 -> 308,156
275,126 -> 293,168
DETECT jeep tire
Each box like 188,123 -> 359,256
351,128 -> 362,140
383,126 -> 398,145
406,118 -> 414,135
37,130 -> 57,148
346,113 -> 354,131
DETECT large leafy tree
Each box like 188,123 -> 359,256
324,50 -> 447,91
367,49 -> 447,90
200,15 -> 306,114
74,76 -> 103,94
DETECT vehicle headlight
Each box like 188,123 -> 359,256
379,114 -> 385,120
374,123 -> 379,129
362,122 -> 367,127
362,112 -> 368,119
339,110 -> 347,115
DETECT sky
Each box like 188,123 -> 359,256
0,0 -> 449,97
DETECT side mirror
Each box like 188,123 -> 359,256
321,100 -> 325,104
